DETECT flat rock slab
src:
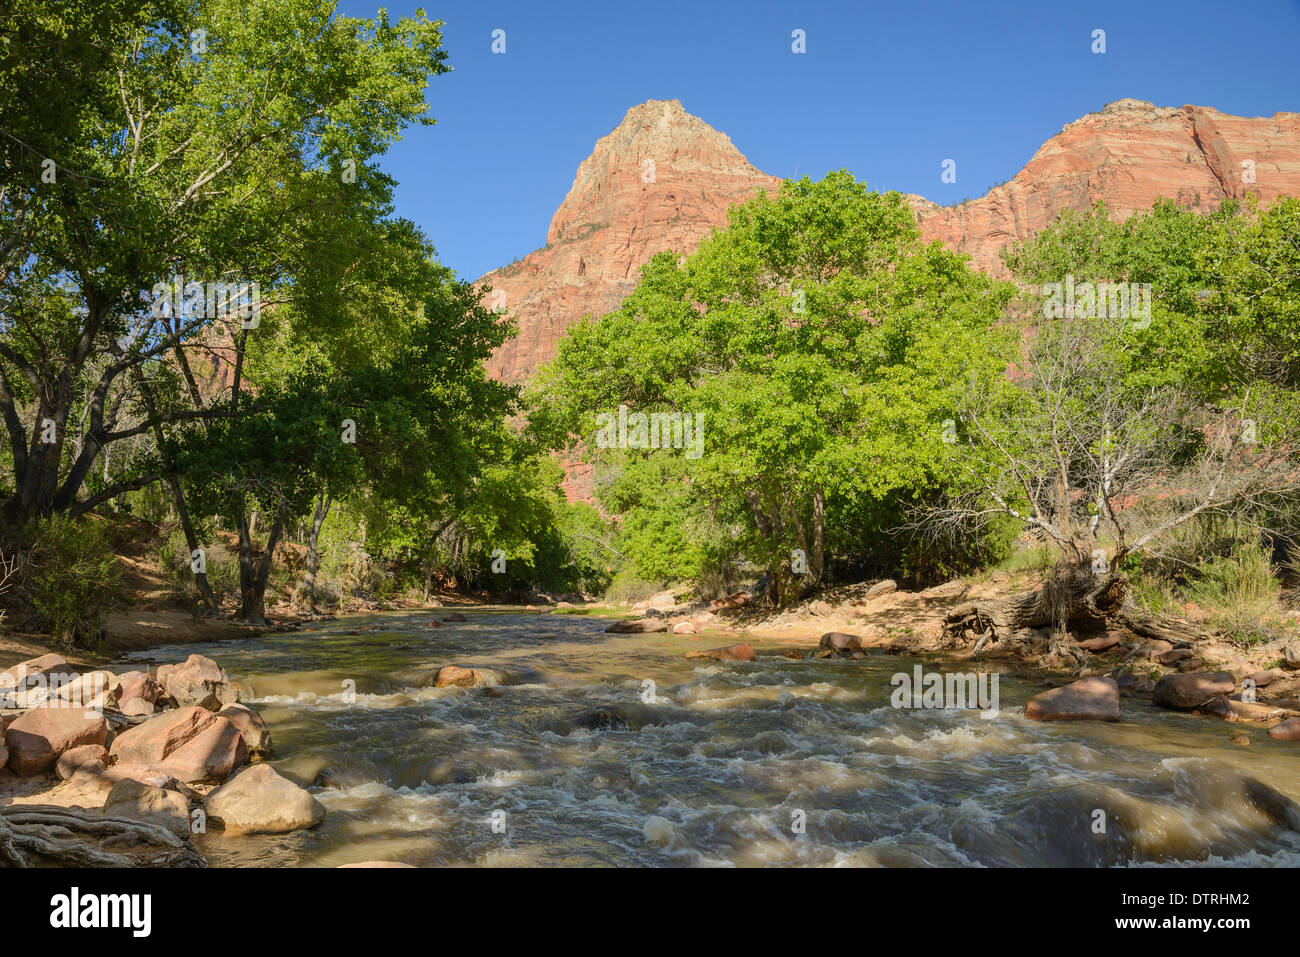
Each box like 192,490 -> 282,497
1025,677 -> 1121,721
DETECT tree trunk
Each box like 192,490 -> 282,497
942,564 -> 1210,667
168,474 -> 219,614
293,493 -> 331,614
236,509 -> 285,625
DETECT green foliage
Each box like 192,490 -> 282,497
17,516 -> 123,647
531,170 -> 1016,596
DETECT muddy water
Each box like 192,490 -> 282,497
118,609 -> 1300,867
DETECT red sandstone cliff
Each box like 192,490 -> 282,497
478,98 -> 1300,384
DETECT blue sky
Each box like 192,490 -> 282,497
337,0 -> 1300,281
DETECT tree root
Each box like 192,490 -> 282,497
943,569 -> 1212,669
0,805 -> 204,868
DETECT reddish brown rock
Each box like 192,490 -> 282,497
1153,672 -> 1237,710
108,706 -> 247,784
0,653 -> 70,708
156,654 -> 240,710
819,632 -> 863,656
4,706 -> 109,775
1025,677 -> 1121,722
1268,718 -> 1300,741
433,665 -> 479,688
605,618 -> 668,634
1076,632 -> 1122,652
709,593 -> 750,612
118,670 -> 165,713
217,702 -> 272,758
103,778 -> 191,839
865,580 -> 897,599
479,100 -> 780,386
55,743 -> 109,781
685,643 -> 755,663
671,621 -> 697,635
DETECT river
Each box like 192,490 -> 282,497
117,608 -> 1300,867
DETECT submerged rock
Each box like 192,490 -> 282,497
1025,677 -> 1121,722
1268,718 -> 1300,741
606,618 -> 668,634
685,643 -> 755,662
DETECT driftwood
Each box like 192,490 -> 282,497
0,804 -> 204,868
943,567 -> 1211,667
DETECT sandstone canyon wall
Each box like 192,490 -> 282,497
478,98 -> 1300,384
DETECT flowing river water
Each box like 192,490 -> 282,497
117,608 -> 1300,867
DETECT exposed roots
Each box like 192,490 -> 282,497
0,805 -> 204,868
943,566 -> 1210,670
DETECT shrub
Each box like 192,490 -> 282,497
19,516 -> 123,648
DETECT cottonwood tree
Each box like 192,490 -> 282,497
531,171 -> 1015,604
925,313 -> 1300,666
0,0 -> 446,521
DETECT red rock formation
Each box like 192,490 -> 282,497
912,100 -> 1300,275
478,100 -> 779,383
478,98 -> 1300,386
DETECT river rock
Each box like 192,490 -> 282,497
55,743 -> 109,780
118,671 -> 165,715
205,764 -> 325,834
819,632 -> 862,656
1024,676 -> 1121,722
645,591 -> 678,611
0,653 -> 70,708
103,778 -> 191,839
51,670 -> 121,711
1153,672 -> 1236,710
109,706 -> 247,784
443,613 -> 468,622
709,593 -> 749,612
156,654 -> 240,710
671,621 -> 697,634
4,705 -> 109,775
1076,632 -> 1122,652
685,643 -> 755,663
606,618 -> 668,633
865,579 -> 897,599
1268,718 -> 1300,741
218,703 -> 272,758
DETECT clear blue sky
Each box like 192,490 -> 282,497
337,0 -> 1300,281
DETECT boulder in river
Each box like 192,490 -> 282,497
1025,677 -> 1121,721
672,621 -> 696,634
606,618 -> 668,634
156,654 -> 240,711
109,706 -> 247,784
685,643 -> 755,662
218,703 -> 273,758
1268,718 -> 1300,741
1153,672 -> 1236,710
819,632 -> 863,657
205,764 -> 325,834
432,665 -> 503,688
5,705 -> 109,775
